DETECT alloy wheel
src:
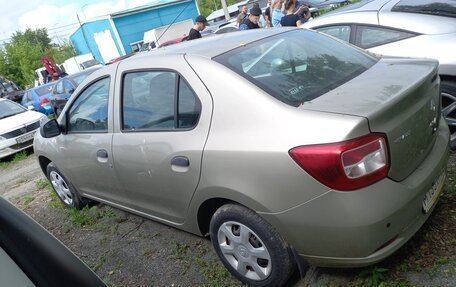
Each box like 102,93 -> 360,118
49,170 -> 73,205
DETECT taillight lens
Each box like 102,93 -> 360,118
289,134 -> 390,191
40,97 -> 50,106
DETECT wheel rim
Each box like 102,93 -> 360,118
49,171 -> 73,205
441,90 -> 456,147
217,221 -> 272,281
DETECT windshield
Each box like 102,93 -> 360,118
0,100 -> 27,119
214,29 -> 377,107
392,0 -> 456,18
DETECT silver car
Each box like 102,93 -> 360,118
302,0 -> 456,147
34,28 -> 449,286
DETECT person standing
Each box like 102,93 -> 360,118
239,6 -> 262,30
281,0 -> 303,27
188,15 -> 208,40
271,0 -> 285,27
236,5 -> 248,27
264,0 -> 272,28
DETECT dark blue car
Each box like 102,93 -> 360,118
21,82 -> 55,115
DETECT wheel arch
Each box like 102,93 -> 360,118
38,156 -> 52,176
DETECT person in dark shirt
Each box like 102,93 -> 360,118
239,6 -> 262,30
280,0 -> 307,27
188,15 -> 208,40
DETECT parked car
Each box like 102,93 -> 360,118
21,82 -> 55,115
0,76 -> 24,102
157,35 -> 189,48
302,0 -> 456,148
0,99 -> 46,159
50,67 -> 101,115
35,28 -> 449,286
0,196 -> 106,286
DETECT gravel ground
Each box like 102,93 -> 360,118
1,149 -> 455,286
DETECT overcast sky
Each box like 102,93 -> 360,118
0,0 -> 158,44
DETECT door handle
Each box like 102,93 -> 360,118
171,156 -> 189,167
97,149 -> 108,158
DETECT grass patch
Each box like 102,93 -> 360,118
170,240 -> 190,259
196,257 -> 230,286
22,194 -> 35,206
68,205 -> 117,227
0,150 -> 30,169
35,178 -> 49,189
359,267 -> 389,287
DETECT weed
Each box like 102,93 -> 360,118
196,257 -> 230,286
359,266 -> 389,287
35,178 -> 49,189
22,194 -> 35,205
170,240 -> 190,259
68,206 -> 96,226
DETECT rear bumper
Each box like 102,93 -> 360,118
261,119 -> 450,267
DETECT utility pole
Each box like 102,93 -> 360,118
76,13 -> 94,56
221,0 -> 230,21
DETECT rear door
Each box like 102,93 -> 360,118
111,55 -> 213,223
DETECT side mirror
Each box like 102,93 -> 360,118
40,119 -> 61,138
68,88 -> 75,94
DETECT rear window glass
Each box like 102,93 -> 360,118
214,29 -> 377,107
392,0 -> 456,18
35,85 -> 54,96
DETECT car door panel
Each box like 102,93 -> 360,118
112,55 -> 212,224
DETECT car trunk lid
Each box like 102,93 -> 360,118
301,57 -> 441,181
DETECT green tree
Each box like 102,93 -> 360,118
0,28 -> 75,88
198,0 -> 242,17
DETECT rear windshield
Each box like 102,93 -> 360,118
214,29 -> 377,107
35,85 -> 54,96
392,0 -> 456,18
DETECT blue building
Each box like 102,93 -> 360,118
70,0 -> 199,63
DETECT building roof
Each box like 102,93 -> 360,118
110,0 -> 192,18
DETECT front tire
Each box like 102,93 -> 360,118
46,162 -> 89,209
209,204 -> 296,287
441,79 -> 456,149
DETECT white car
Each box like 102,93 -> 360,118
303,0 -> 456,147
0,99 -> 45,159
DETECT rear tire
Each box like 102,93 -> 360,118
441,79 -> 456,149
46,162 -> 91,209
209,204 -> 296,287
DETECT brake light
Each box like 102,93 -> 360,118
289,134 -> 389,191
40,97 -> 50,106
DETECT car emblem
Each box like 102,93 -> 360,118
20,127 -> 27,134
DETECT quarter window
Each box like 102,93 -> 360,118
122,71 -> 201,131
55,81 -> 64,94
68,77 -> 109,132
316,25 -> 351,43
355,26 -> 417,49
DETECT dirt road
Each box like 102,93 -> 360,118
1,151 -> 455,286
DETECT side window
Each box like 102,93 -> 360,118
178,79 -> 201,128
63,80 -> 75,93
55,81 -> 64,94
68,77 -> 109,132
316,25 -> 351,43
355,25 -> 417,49
122,71 -> 201,131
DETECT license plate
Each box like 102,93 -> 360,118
422,170 -> 446,213
16,132 -> 35,144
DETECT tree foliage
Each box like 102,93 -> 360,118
0,28 -> 76,88
198,0 -> 241,17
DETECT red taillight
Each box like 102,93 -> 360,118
289,134 -> 390,191
40,97 -> 50,105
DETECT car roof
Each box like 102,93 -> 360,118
303,0 -> 456,34
126,28 -> 297,62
